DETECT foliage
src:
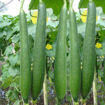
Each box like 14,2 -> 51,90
29,0 -> 65,15
0,5 -> 105,104
79,0 -> 105,13
0,8 -> 58,104
29,0 -> 105,15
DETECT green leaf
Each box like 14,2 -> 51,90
96,48 -> 104,56
97,19 -> 105,27
29,0 -> 64,15
98,29 -> 105,42
13,100 -> 20,105
0,31 -> 6,38
79,0 -> 105,13
77,22 -> 86,38
47,20 -> 59,28
1,76 -> 13,89
8,54 -> 19,66
5,29 -> 14,40
102,40 -> 105,55
46,8 -> 59,27
8,67 -> 19,77
12,35 -> 19,43
6,89 -> 19,101
4,45 -> 14,56
28,23 -> 36,39
47,31 -> 57,43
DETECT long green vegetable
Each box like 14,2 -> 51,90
32,2 -> 46,100
54,3 -> 67,100
81,1 -> 96,98
20,9 -> 31,103
69,7 -> 81,101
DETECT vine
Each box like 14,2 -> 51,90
20,0 -> 25,10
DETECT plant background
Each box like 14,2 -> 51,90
0,0 -> 105,105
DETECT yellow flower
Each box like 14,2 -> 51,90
100,56 -> 104,59
96,43 -> 102,48
81,10 -> 87,23
31,11 -> 48,24
81,10 -> 98,23
101,56 -> 104,58
31,11 -> 38,24
46,44 -> 52,50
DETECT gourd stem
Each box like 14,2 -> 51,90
43,69 -> 48,105
89,0 -> 93,2
93,54 -> 98,105
93,72 -> 98,105
69,0 -> 74,9
63,0 -> 67,7
40,0 -> 43,3
20,0 -> 25,10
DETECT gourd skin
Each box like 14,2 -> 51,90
81,1 -> 96,99
20,9 -> 31,103
32,2 -> 46,100
69,8 -> 81,101
54,4 -> 67,100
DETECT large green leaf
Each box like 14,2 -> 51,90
29,0 -> 64,15
79,0 -> 105,13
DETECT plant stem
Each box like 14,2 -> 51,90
72,97 -> 74,105
43,69 -> 48,105
93,56 -> 98,105
93,73 -> 98,105
63,0 -> 67,6
69,0 -> 74,9
20,0 -> 25,10
40,0 -> 43,3
89,0 -> 93,2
